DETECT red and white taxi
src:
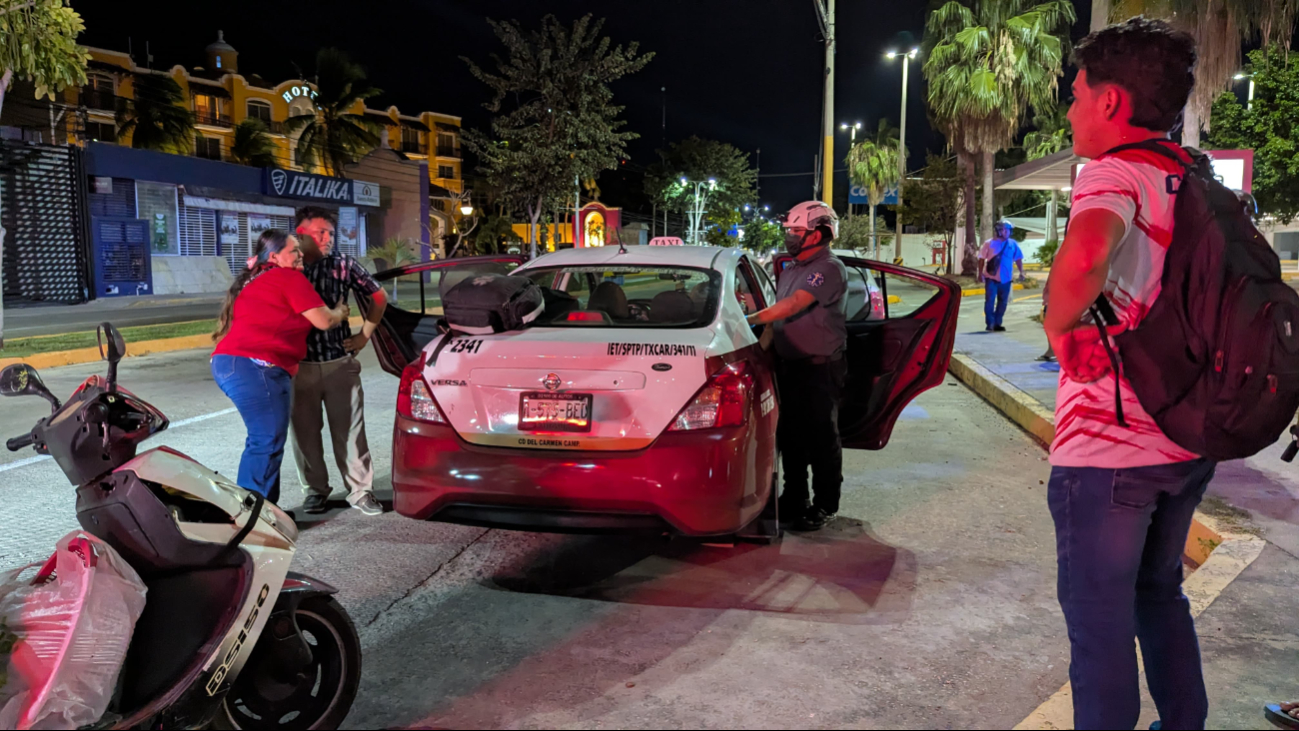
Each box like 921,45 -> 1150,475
371,245 -> 959,539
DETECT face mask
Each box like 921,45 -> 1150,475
784,231 -> 807,256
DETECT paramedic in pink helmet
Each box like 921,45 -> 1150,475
745,201 -> 849,531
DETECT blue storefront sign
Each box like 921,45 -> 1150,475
264,169 -> 380,206
849,184 -> 898,206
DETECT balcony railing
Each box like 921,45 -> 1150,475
195,111 -> 233,128
436,145 -> 461,158
79,89 -> 128,113
401,140 -> 425,154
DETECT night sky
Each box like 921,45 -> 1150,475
70,0 -> 1098,217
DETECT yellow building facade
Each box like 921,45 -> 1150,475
69,33 -> 462,191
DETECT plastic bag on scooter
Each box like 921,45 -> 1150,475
0,532 -> 147,730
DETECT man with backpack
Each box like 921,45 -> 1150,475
977,220 -> 1024,332
1044,19 -> 1211,730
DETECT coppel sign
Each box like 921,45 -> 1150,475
265,169 -> 381,206
281,84 -> 319,104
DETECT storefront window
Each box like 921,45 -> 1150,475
135,181 -> 179,256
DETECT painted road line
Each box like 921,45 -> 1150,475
1013,293 -> 1043,303
1013,526 -> 1267,730
960,283 -> 1027,297
0,406 -> 238,474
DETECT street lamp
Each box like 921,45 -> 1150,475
1234,72 -> 1256,110
885,47 -> 918,261
681,177 -> 719,245
839,121 -> 863,144
459,203 -> 474,217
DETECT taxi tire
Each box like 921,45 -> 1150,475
736,470 -> 782,546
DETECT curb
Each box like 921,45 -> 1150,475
947,351 -> 1223,566
960,283 -> 1028,297
0,316 -> 367,371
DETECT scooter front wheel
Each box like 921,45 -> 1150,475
212,595 -> 361,730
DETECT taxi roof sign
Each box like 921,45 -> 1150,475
649,236 -> 685,246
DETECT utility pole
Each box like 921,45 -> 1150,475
1091,0 -> 1110,31
755,148 -> 761,201
574,174 -> 580,247
887,48 -> 918,263
814,0 -> 835,207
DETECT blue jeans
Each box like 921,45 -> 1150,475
985,279 -> 1012,328
211,355 -> 293,504
1048,459 -> 1216,730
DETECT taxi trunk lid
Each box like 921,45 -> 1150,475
422,327 -> 716,451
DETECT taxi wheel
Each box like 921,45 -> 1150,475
736,470 -> 782,546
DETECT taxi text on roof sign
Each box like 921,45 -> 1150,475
649,236 -> 685,246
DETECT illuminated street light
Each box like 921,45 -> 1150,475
459,203 -> 474,217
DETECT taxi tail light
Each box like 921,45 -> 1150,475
397,355 -> 447,424
668,361 -> 754,431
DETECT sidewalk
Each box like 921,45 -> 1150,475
953,293 -> 1299,730
2,293 -> 225,339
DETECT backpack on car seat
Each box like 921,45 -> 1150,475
441,274 -> 544,336
1092,140 -> 1299,460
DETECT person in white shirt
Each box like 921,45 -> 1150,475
1043,17 -> 1207,731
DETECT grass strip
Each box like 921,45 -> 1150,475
1,320 -> 216,358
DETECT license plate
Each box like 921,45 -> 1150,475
519,392 -> 593,432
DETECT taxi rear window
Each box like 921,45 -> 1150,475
522,265 -> 720,328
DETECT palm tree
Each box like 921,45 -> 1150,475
229,118 -> 278,168
364,238 -> 419,303
1023,102 -> 1071,161
116,73 -> 194,153
285,48 -> 383,177
845,119 -> 902,258
1109,0 -> 1299,148
473,213 -> 522,255
924,0 -> 1075,273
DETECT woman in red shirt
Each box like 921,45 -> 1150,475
212,229 -> 349,504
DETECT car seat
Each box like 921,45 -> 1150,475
588,281 -> 630,319
648,290 -> 695,324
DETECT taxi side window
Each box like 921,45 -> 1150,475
735,260 -> 765,316
564,272 -> 594,306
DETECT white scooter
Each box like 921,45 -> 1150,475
1,324 -> 360,729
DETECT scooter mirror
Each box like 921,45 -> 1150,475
0,364 -> 61,410
97,322 -> 126,365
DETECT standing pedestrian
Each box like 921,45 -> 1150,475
211,229 -> 349,504
291,207 -> 389,516
745,201 -> 848,532
1043,18 -> 1207,730
978,220 -> 1025,332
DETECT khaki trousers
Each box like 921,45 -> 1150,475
290,355 -> 374,503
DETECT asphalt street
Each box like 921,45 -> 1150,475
0,342 -> 1075,729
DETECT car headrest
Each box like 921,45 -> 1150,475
649,290 -> 695,323
588,281 -> 629,319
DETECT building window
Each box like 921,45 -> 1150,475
195,137 -> 222,160
401,127 -> 422,153
437,165 -> 455,180
80,73 -> 116,111
246,100 -> 272,124
432,199 -> 447,212
86,121 -> 116,143
194,93 -> 223,125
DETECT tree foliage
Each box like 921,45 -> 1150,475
645,136 -> 757,220
1022,101 -> 1071,161
1112,0 -> 1299,147
899,153 -> 964,271
923,0 -> 1074,272
464,14 -> 652,257
0,0 -> 89,101
838,215 -> 893,255
1205,45 -> 1299,223
740,215 -> 783,253
230,118 -> 278,168
286,48 -> 382,177
845,119 -> 901,206
116,74 -> 194,154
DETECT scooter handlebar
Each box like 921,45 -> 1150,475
6,433 -> 35,452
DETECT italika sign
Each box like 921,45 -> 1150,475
265,169 -> 380,206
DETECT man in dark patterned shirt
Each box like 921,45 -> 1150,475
290,206 -> 388,516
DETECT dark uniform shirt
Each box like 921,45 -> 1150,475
302,252 -> 383,363
773,247 -> 848,360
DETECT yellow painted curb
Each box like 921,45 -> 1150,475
886,294 -> 901,305
1283,271 -> 1299,281
0,317 -> 368,371
960,283 -> 1027,297
948,351 -> 1221,568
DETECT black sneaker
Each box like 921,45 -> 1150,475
993,325 -> 1007,332
351,494 -> 384,516
794,506 -> 833,532
303,493 -> 330,514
